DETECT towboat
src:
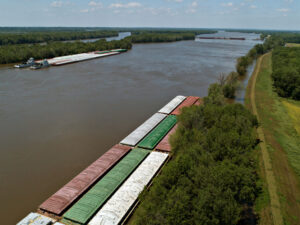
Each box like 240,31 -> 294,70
14,58 -> 35,68
30,59 -> 50,70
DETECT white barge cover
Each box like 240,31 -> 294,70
88,151 -> 168,225
16,212 -> 54,225
120,113 -> 166,146
48,52 -> 119,65
158,95 -> 186,114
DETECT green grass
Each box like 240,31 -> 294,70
286,43 -> 300,47
249,53 -> 300,225
282,100 -> 300,136
255,54 -> 300,178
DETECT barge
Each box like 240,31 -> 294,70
17,95 -> 203,225
197,37 -> 246,40
14,49 -> 128,69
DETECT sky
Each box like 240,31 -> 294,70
0,0 -> 299,30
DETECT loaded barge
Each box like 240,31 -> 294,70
14,49 -> 127,69
17,95 -> 202,225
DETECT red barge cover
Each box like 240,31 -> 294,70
194,97 -> 203,106
156,125 -> 178,152
171,96 -> 200,115
39,144 -> 131,215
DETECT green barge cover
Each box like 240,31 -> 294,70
95,50 -> 111,54
138,115 -> 177,150
111,49 -> 127,52
62,148 -> 149,224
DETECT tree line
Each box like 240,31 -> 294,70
0,39 -> 132,64
132,84 -> 260,225
272,47 -> 300,100
0,30 -> 216,64
131,32 -> 197,43
130,30 -> 215,43
221,35 -> 285,99
260,32 -> 300,44
0,30 -> 118,46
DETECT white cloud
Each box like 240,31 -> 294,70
186,8 -> 196,13
51,1 -> 63,8
88,1 -> 102,7
110,2 -> 142,8
285,0 -> 293,3
167,0 -> 183,2
141,7 -> 177,16
185,1 -> 198,14
191,1 -> 198,7
277,8 -> 289,12
80,9 -> 89,13
250,5 -> 257,9
221,2 -> 233,7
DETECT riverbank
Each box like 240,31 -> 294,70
245,53 -> 300,225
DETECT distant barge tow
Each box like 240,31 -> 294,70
197,37 -> 246,40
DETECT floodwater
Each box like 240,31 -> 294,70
0,32 -> 260,224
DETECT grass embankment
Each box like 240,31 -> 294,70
245,53 -> 300,225
285,43 -> 300,47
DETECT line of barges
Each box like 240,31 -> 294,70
14,49 -> 127,69
17,95 -> 202,225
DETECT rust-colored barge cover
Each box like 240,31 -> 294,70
171,96 -> 200,115
194,97 -> 203,106
39,144 -> 131,216
156,125 -> 178,152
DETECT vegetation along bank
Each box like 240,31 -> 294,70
0,30 -> 216,64
129,84 -> 260,225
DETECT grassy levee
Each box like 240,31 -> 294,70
285,43 -> 300,47
245,53 -> 300,225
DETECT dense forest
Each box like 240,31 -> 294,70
132,84 -> 260,225
0,39 -> 132,64
272,47 -> 300,100
0,31 -> 118,46
131,32 -> 200,43
260,32 -> 300,44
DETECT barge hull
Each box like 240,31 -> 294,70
156,124 -> 178,152
171,96 -> 200,115
158,95 -> 186,114
138,115 -> 177,150
62,148 -> 149,225
120,113 -> 166,147
88,151 -> 168,225
39,144 -> 131,216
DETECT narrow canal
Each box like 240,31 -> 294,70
0,31 -> 260,224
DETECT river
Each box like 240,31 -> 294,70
0,31 -> 260,224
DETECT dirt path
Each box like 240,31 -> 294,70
249,53 -> 283,225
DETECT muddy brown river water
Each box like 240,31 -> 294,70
0,32 -> 260,224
